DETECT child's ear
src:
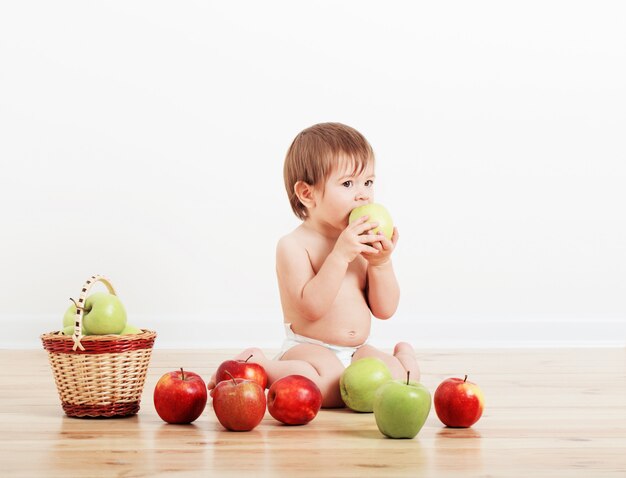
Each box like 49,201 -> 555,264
294,181 -> 316,209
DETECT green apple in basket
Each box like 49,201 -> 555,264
67,292 -> 128,335
61,292 -> 143,335
120,324 -> 142,335
62,304 -> 89,335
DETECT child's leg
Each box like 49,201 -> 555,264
352,342 -> 420,382
208,345 -> 346,408
278,343 -> 346,408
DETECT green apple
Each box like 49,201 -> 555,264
120,324 -> 142,335
62,325 -> 76,336
81,292 -> 127,335
63,304 -> 89,335
349,203 -> 393,239
340,357 -> 393,412
374,372 -> 432,438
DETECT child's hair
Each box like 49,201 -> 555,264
284,122 -> 375,220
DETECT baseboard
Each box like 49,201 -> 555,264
5,313 -> 625,349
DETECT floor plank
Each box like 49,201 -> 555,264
1,348 -> 625,477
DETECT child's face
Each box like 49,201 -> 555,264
314,155 -> 376,230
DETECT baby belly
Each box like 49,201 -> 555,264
292,305 -> 372,347
340,327 -> 370,347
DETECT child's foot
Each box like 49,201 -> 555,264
393,342 -> 420,381
207,347 -> 269,390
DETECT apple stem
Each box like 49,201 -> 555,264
69,298 -> 85,311
180,367 -> 185,381
406,370 -> 410,385
464,374 -> 468,383
245,354 -> 253,363
224,370 -> 237,385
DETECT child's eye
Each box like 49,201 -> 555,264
342,181 -> 353,187
365,179 -> 374,187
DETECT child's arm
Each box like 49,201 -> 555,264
277,216 -> 382,322
364,228 -> 400,319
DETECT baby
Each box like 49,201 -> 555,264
209,122 -> 419,408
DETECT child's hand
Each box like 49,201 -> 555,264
362,227 -> 399,267
207,372 -> 217,395
332,216 -> 383,263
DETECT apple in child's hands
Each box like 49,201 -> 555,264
434,375 -> 484,428
267,375 -> 322,425
154,368 -> 208,424
349,203 -> 393,239
340,357 -> 393,412
373,371 -> 431,438
215,354 -> 268,389
80,292 -> 127,335
212,373 -> 266,431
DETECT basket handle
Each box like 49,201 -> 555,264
70,275 -> 117,351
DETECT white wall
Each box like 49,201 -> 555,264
1,1 -> 624,348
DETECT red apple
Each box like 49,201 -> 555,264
211,372 -> 266,431
154,368 -> 208,424
434,375 -> 484,428
215,354 -> 268,389
267,375 -> 322,425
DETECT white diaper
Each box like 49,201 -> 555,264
274,323 -> 366,368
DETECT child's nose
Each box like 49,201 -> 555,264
355,188 -> 370,201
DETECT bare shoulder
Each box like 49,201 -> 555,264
276,226 -> 316,284
276,225 -> 313,256
275,225 -> 320,268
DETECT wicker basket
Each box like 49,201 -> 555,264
41,275 -> 156,418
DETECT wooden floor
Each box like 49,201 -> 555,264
1,348 -> 625,477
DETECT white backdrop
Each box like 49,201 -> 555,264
1,1 -> 624,348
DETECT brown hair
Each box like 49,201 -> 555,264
283,122 -> 375,219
